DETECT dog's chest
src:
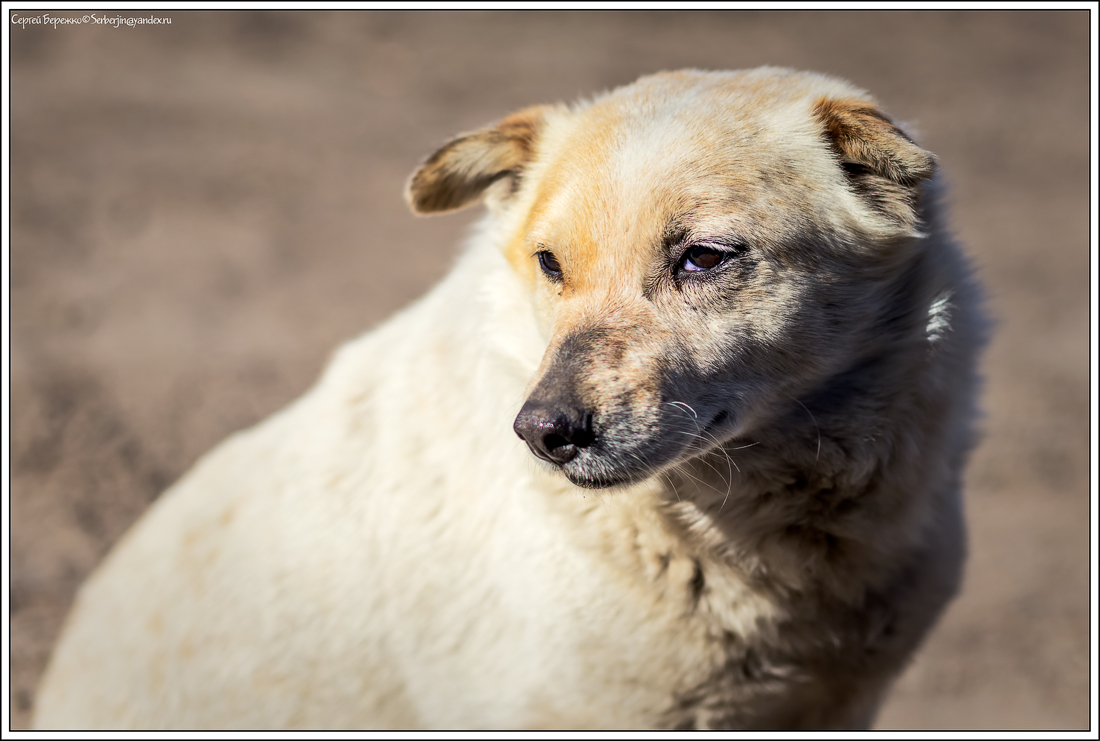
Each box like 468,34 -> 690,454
490,490 -> 780,727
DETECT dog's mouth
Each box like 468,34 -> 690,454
561,469 -> 637,490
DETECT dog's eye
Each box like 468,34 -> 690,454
537,251 -> 563,281
679,245 -> 728,273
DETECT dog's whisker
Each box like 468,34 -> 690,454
786,394 -> 822,479
665,400 -> 699,420
664,406 -> 745,510
657,470 -> 682,503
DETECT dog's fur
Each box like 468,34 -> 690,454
35,68 -> 985,730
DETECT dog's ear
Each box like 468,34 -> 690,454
406,105 -> 550,214
813,97 -> 937,233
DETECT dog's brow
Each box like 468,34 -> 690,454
661,221 -> 690,252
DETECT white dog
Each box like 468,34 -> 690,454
35,68 -> 985,730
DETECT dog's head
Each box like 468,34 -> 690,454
407,69 -> 938,489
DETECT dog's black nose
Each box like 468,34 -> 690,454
513,401 -> 594,465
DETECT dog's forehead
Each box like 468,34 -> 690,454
522,72 -> 844,272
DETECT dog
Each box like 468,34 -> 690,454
34,68 -> 985,730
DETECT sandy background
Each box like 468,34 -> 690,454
6,10 -> 1092,731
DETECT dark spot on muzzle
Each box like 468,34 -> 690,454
513,400 -> 594,465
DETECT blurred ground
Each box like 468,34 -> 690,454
5,10 -> 1093,731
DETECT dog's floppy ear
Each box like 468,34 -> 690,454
813,97 -> 937,233
406,105 -> 549,214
